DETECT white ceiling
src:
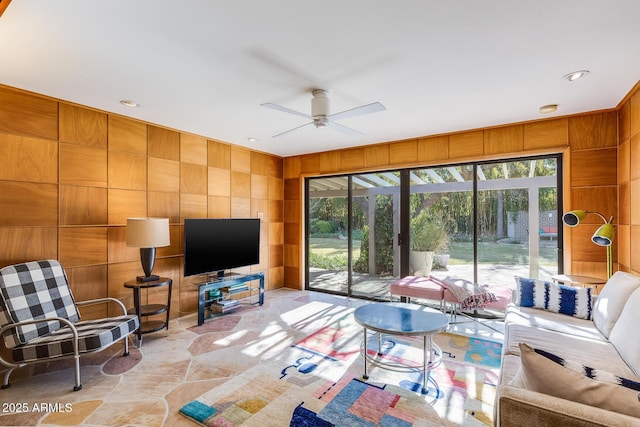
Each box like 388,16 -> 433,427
1,1 -> 639,157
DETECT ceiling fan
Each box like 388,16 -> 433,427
261,89 -> 386,138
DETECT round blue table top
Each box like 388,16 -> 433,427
354,302 -> 449,335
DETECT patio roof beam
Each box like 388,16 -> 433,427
425,169 -> 445,183
447,167 -> 465,182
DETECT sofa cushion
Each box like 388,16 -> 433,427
504,305 -> 606,342
514,277 -> 592,320
510,343 -> 640,418
504,323 -> 636,378
592,271 -> 640,338
609,287 -> 640,377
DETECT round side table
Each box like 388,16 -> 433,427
124,277 -> 172,345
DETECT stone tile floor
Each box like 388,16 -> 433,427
0,288 -> 504,426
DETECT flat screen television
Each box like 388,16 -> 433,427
183,218 -> 260,278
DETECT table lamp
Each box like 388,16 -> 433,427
126,217 -> 170,282
562,210 -> 614,278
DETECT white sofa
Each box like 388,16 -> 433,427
496,271 -> 640,426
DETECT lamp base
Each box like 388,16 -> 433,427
137,274 -> 160,283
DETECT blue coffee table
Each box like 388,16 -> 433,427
353,302 -> 449,394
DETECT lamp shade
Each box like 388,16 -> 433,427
592,223 -> 614,247
562,210 -> 587,226
126,218 -> 170,248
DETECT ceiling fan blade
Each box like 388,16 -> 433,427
261,102 -> 312,119
328,102 -> 386,121
272,121 -> 313,138
328,120 -> 365,136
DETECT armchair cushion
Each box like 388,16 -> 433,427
11,315 -> 139,363
0,260 -> 79,348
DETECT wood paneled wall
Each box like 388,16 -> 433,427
284,109 -> 624,288
0,85 -> 284,319
617,82 -> 640,275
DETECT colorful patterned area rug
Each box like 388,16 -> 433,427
179,316 -> 502,427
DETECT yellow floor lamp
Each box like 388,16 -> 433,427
562,210 -> 614,278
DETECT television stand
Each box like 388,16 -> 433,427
194,272 -> 264,326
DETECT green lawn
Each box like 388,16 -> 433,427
309,237 -> 557,266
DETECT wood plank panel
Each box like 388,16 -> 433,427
59,103 -> 107,148
148,125 -> 180,160
0,133 -> 58,183
631,179 -> 640,225
231,171 -> 251,197
148,191 -> 180,223
284,243 -> 299,267
107,226 -> 138,263
270,200 -> 283,222
108,261 -> 140,301
631,91 -> 640,137
59,227 -> 108,267
231,197 -> 251,217
300,153 -> 320,174
417,135 -> 448,162
59,143 -> 107,187
484,125 -> 523,155
250,151 -> 272,176
156,225 -> 183,257
0,227 -> 57,268
619,100 -> 631,143
208,196 -> 231,218
180,162 -> 207,195
523,118 -> 568,150
619,138 -> 630,184
251,174 -> 269,199
631,134 -> 640,180
618,224 -> 630,270
269,244 -> 283,269
180,133 -> 207,165
67,265 -> 109,319
630,225 -> 640,273
252,198 -> 269,222
619,182 -> 630,226
284,200 -> 300,224
284,266 -> 300,289
319,151 -> 340,173
284,222 -> 299,245
449,130 -> 483,159
340,147 -> 364,171
364,144 -> 389,168
569,112 -> 617,150
269,177 -> 283,200
148,157 -> 180,192
231,146 -> 251,173
108,189 -> 147,225
0,86 -> 58,140
568,225 -> 610,262
269,222 -> 284,245
60,185 -> 108,225
389,140 -> 417,165
268,155 -> 283,178
108,151 -> 147,190
208,140 -> 231,169
284,178 -> 300,201
570,148 -> 617,187
208,167 -> 231,197
570,187 -> 617,223
180,194 -> 207,220
284,157 -> 301,179
0,181 -> 57,226
108,115 -> 146,154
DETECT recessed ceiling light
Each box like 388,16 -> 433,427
247,137 -> 259,142
563,70 -> 590,82
120,100 -> 138,107
539,104 -> 558,114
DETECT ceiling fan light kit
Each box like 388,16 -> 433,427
262,89 -> 386,138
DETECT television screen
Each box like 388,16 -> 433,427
184,218 -> 260,277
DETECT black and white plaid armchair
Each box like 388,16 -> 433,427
0,260 -> 139,391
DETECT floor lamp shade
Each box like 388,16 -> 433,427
126,218 -> 170,282
562,210 -> 614,278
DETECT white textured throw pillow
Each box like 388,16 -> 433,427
608,287 -> 640,377
592,271 -> 640,338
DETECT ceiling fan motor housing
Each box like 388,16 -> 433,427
311,89 -> 330,127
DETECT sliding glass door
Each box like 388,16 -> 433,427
305,154 -> 561,297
